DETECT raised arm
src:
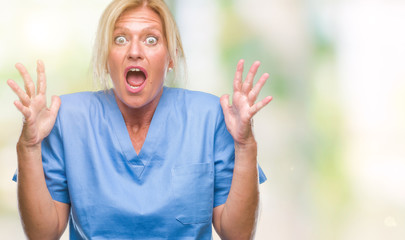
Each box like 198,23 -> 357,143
214,59 -> 272,239
7,60 -> 69,239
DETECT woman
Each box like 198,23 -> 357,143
7,0 -> 272,239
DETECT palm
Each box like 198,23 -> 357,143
220,60 -> 272,145
22,94 -> 57,145
7,61 -> 61,146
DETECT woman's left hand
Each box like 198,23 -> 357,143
220,59 -> 272,146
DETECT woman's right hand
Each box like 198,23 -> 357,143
7,60 -> 61,147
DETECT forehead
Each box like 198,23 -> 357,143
114,6 -> 163,30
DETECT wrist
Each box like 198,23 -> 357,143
235,137 -> 257,150
16,141 -> 42,168
17,140 -> 41,153
234,139 -> 258,168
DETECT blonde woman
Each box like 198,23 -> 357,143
7,0 -> 272,239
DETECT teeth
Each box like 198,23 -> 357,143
127,67 -> 144,90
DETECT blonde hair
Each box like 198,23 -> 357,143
92,0 -> 185,89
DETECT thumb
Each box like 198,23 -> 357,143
49,95 -> 61,117
220,94 -> 231,116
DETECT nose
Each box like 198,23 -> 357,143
127,40 -> 144,61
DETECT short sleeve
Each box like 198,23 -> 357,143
41,115 -> 70,204
213,104 -> 267,208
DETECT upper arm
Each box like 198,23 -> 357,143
54,200 -> 70,237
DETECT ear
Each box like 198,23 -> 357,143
168,58 -> 174,71
169,47 -> 179,69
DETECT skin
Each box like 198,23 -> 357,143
214,60 -> 272,239
7,61 -> 69,239
107,6 -> 173,154
7,6 -> 271,240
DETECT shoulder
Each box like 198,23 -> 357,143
164,87 -> 221,112
59,90 -> 110,109
59,91 -> 107,106
57,90 -> 112,120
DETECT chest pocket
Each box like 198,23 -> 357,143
171,162 -> 214,224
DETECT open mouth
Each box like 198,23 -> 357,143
126,67 -> 147,90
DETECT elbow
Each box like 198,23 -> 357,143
24,231 -> 60,240
218,226 -> 257,240
21,221 -> 62,240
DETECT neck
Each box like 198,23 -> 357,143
114,88 -> 163,131
113,88 -> 164,154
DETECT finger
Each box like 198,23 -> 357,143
7,79 -> 31,106
248,72 -> 269,105
249,96 -> 272,116
242,61 -> 260,94
14,100 -> 32,119
233,59 -> 244,92
36,60 -> 47,95
220,94 -> 231,116
15,63 -> 35,98
49,95 -> 61,117
220,94 -> 231,107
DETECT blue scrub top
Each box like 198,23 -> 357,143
14,87 -> 266,239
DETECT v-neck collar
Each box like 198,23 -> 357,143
104,87 -> 170,178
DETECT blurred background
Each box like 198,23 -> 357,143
1,0 -> 405,239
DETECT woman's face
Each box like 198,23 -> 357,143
108,6 -> 171,110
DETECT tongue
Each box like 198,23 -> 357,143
127,72 -> 145,87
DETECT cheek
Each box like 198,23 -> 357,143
151,45 -> 170,66
107,52 -> 121,77
108,47 -> 124,65
156,56 -> 171,74
108,52 -> 116,66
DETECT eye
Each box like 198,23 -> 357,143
114,36 -> 127,45
145,36 -> 158,45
